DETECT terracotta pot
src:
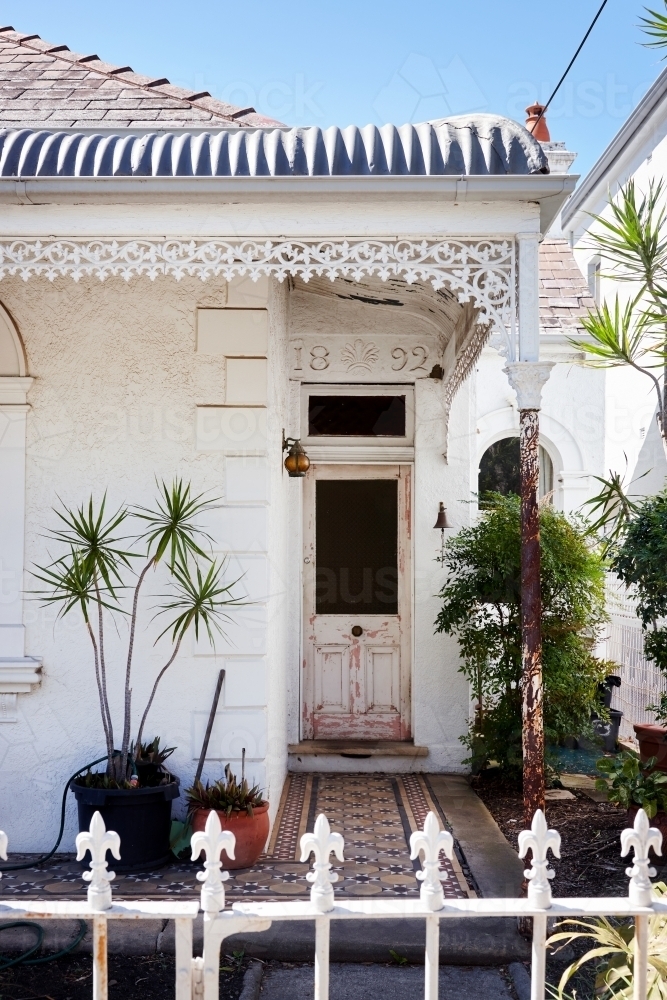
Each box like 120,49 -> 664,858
633,723 -> 667,773
628,806 -> 667,847
190,802 -> 270,869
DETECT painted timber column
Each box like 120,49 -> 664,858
506,231 -> 553,824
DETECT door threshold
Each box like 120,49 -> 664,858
288,740 -> 428,758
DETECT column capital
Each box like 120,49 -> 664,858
504,362 -> 555,411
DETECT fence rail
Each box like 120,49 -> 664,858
0,806 -> 665,1000
606,575 -> 667,738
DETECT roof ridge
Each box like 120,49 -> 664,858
0,26 -> 269,126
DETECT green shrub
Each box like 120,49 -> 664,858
596,752 -> 667,818
434,494 -> 610,772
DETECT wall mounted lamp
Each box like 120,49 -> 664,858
282,432 -> 311,478
434,501 -> 451,563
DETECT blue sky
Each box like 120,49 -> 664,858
3,0 -> 664,178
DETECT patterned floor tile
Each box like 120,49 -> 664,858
0,773 -> 471,902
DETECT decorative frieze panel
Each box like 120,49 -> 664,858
0,237 -> 517,361
290,335 -> 442,382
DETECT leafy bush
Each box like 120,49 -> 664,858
434,494 -> 610,772
596,752 -> 667,818
647,693 -> 667,726
186,765 -> 265,817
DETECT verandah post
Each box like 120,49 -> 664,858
506,232 -> 554,825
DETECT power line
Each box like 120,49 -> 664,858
534,0 -> 610,129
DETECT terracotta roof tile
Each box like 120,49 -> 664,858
538,239 -> 594,336
0,27 -> 284,127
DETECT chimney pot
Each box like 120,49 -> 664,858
525,103 -> 551,142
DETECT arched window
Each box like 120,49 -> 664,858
478,437 -> 553,499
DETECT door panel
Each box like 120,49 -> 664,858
315,646 -> 349,714
366,646 -> 399,713
303,464 -> 411,741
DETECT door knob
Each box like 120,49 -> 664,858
351,625 -> 363,637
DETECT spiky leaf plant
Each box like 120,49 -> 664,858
186,765 -> 265,818
548,882 -> 667,999
33,480 -> 245,783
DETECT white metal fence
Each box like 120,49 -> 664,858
1,807 -> 665,1000
606,575 -> 667,739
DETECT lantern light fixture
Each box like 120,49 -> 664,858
282,432 -> 311,478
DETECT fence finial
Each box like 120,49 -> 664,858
300,813 -> 345,913
191,810 -> 235,914
621,807 -> 663,906
518,809 -> 561,909
75,810 -> 121,911
409,811 -> 454,911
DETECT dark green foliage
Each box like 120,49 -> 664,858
612,490 -> 667,672
434,495 -> 609,772
596,752 -> 667,818
646,693 -> 667,725
186,765 -> 265,817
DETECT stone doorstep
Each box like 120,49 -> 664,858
287,741 -> 429,758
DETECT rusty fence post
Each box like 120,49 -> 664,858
505,362 -> 554,825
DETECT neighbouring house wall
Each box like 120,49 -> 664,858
0,273 -> 288,851
475,345 -> 607,513
571,134 -> 667,492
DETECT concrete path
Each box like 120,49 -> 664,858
427,774 -> 525,898
258,963 -> 515,1000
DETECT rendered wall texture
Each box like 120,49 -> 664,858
0,273 -> 287,850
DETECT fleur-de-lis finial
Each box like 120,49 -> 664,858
409,812 -> 454,911
191,810 -> 236,914
75,811 -> 121,911
517,810 -> 561,909
300,813 -> 345,913
621,808 -> 663,906
0,829 -> 7,879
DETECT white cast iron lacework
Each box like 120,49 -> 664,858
0,237 -> 518,359
0,807 -> 664,1000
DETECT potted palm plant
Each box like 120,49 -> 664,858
34,480 -> 244,871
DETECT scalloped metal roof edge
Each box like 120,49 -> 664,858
0,115 -> 550,178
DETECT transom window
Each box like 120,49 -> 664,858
301,385 -> 414,449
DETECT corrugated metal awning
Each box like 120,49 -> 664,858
0,114 -> 549,178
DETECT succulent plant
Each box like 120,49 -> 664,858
186,764 -> 265,818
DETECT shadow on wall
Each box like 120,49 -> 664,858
632,409 -> 667,498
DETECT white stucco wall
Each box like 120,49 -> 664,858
0,273 -> 290,850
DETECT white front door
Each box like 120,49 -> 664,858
303,464 -> 412,740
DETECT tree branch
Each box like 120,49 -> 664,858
86,617 -> 113,767
120,556 -> 156,776
135,636 -> 182,750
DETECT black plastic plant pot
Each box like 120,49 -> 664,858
71,778 -> 180,872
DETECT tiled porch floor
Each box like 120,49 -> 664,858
0,774 -> 474,902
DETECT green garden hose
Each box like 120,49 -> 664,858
0,754 -> 109,873
0,755 -> 110,968
0,920 -> 88,970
